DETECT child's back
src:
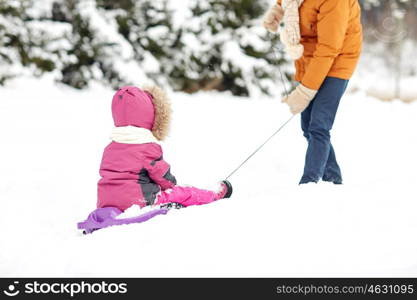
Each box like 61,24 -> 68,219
98,141 -> 175,211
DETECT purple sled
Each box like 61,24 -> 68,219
77,207 -> 169,234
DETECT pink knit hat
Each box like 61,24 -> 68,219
112,86 -> 155,130
111,85 -> 172,141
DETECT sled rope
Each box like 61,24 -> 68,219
225,45 -> 294,180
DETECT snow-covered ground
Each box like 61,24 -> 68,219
0,76 -> 416,277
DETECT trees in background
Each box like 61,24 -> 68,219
0,0 -> 55,84
0,0 -> 285,97
0,0 -> 416,97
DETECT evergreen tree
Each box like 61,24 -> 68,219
0,0 -> 54,84
169,0 -> 285,97
46,0 -> 127,89
97,0 -> 180,88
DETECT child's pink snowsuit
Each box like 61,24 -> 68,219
97,86 -> 217,211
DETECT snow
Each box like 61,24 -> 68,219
354,41 -> 417,103
0,75 -> 417,277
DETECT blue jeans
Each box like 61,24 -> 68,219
300,77 -> 349,184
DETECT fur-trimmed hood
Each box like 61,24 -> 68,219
143,85 -> 171,141
111,85 -> 171,141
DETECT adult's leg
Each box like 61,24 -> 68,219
322,145 -> 343,184
322,80 -> 348,184
299,77 -> 348,184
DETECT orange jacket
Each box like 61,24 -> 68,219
277,0 -> 363,90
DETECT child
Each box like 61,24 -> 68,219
97,85 -> 232,212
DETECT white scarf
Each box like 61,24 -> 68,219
281,0 -> 305,60
111,126 -> 158,144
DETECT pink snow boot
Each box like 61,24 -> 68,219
214,180 -> 233,200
